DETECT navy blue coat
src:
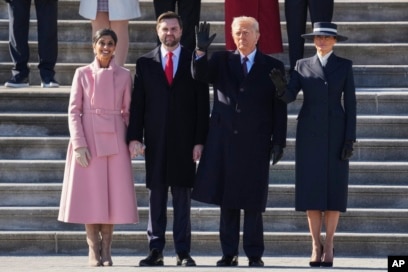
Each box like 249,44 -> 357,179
282,53 -> 356,212
191,50 -> 287,212
127,46 -> 210,189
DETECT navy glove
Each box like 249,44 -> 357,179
341,140 -> 354,160
271,145 -> 283,165
269,68 -> 287,97
195,21 -> 216,52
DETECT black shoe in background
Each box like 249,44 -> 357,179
216,255 -> 238,266
176,252 -> 196,266
248,257 -> 264,267
139,249 -> 164,266
4,77 -> 29,88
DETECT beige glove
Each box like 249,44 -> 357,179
74,147 -> 91,167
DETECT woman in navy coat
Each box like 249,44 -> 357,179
271,22 -> 356,267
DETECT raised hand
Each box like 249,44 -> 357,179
195,21 -> 217,52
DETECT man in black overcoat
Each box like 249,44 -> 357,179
191,17 -> 287,267
127,11 -> 209,267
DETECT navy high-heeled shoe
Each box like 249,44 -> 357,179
321,248 -> 334,267
309,245 -> 323,267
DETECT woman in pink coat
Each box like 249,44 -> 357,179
58,28 -> 138,267
224,0 -> 283,54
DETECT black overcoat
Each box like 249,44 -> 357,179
127,46 -> 210,189
191,50 -> 287,212
282,54 -> 356,212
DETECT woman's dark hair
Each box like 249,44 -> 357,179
92,28 -> 118,45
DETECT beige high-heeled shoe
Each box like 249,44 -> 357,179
85,224 -> 101,266
100,224 -> 114,266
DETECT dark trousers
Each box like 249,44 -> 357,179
219,207 -> 264,258
285,0 -> 333,70
7,0 -> 58,81
153,0 -> 201,52
147,183 -> 192,255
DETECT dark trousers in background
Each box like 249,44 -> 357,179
153,0 -> 201,52
219,207 -> 264,258
7,0 -> 58,81
285,0 -> 334,71
147,183 -> 192,255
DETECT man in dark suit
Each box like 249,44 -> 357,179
153,0 -> 201,52
285,0 -> 334,72
127,11 -> 209,267
191,17 -> 287,267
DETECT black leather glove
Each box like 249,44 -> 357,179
271,145 -> 283,165
341,140 -> 354,160
195,21 -> 216,52
269,68 -> 287,97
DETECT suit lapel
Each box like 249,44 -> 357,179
306,55 -> 326,81
247,51 -> 266,80
324,54 -> 342,76
173,47 -> 188,84
150,46 -> 170,86
229,51 -> 245,82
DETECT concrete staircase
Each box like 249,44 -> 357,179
1,0 -> 408,257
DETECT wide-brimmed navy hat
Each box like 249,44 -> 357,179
301,22 -> 348,41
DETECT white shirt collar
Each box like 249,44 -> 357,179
240,49 -> 256,64
317,50 -> 333,67
161,44 -> 181,59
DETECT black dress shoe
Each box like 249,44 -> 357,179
216,255 -> 238,266
176,253 -> 196,266
139,249 -> 164,266
248,257 -> 264,267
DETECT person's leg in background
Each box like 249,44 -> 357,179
5,0 -> 31,87
35,0 -> 58,86
285,0 -> 308,72
177,0 -> 201,52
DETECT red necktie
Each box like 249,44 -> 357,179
165,51 -> 173,85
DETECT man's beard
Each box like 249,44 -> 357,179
162,36 -> 180,47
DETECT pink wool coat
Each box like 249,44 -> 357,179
58,58 -> 139,224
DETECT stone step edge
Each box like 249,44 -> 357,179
2,160 -> 408,166
1,206 -> 407,213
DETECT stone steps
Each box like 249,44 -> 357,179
1,207 -> 408,234
0,231 -> 407,257
2,41 -> 408,66
1,160 -> 408,185
2,0 -> 408,22
2,137 -> 408,161
1,112 -> 408,138
1,19 -> 408,44
3,87 -> 408,114
1,0 -> 408,258
1,183 -> 407,208
2,63 -> 408,87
